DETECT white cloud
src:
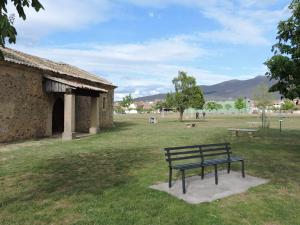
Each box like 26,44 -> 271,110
13,35 -> 244,100
7,0 -> 289,46
7,0 -> 116,42
126,0 -> 289,45
17,36 -> 204,64
7,0 -> 290,46
148,11 -> 155,18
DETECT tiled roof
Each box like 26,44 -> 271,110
1,47 -> 115,87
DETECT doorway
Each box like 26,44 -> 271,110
52,98 -> 64,134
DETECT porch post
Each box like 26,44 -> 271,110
89,96 -> 100,134
62,93 -> 76,140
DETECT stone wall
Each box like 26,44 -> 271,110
99,89 -> 114,128
0,64 -> 54,142
75,91 -> 114,132
0,62 -> 115,143
75,96 -> 91,133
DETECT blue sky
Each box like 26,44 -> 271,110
8,0 -> 290,100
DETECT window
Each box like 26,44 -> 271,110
103,96 -> 106,109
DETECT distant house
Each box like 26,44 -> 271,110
125,103 -> 138,114
0,47 -> 116,142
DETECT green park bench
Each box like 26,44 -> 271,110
163,143 -> 245,194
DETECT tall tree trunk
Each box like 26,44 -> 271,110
179,110 -> 184,121
262,108 -> 266,128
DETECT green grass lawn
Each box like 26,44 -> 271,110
0,114 -> 300,225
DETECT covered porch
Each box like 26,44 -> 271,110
43,75 -> 108,140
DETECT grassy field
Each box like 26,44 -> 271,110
0,113 -> 300,225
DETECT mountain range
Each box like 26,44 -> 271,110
134,76 -> 278,102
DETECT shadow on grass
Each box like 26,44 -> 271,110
181,119 -> 208,123
0,146 -> 154,207
103,121 -> 137,133
229,128 -> 300,183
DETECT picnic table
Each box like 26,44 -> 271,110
228,128 -> 258,137
185,123 -> 196,128
247,122 -> 261,128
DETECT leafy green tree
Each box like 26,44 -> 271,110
265,0 -> 300,99
225,104 -> 232,111
205,102 -> 218,112
153,101 -> 164,111
216,103 -> 223,111
281,99 -> 295,111
252,83 -> 275,127
234,98 -> 246,113
164,93 -> 176,108
120,94 -> 133,109
136,104 -> 144,114
252,83 -> 274,109
0,0 -> 44,58
166,71 -> 205,121
114,105 -> 125,114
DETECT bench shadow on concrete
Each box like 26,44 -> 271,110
150,170 -> 269,204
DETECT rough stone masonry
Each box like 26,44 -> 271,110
0,48 -> 116,142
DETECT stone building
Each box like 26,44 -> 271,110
0,47 -> 116,142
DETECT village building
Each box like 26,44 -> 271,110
0,47 -> 116,142
125,103 -> 138,114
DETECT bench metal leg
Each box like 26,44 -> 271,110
227,162 -> 231,174
181,170 -> 186,194
169,167 -> 172,188
201,166 -> 204,179
241,160 -> 245,178
214,165 -> 218,185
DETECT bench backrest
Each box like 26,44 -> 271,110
163,143 -> 231,166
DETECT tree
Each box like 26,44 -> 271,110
281,99 -> 295,111
252,83 -> 274,109
120,94 -> 133,109
153,101 -> 164,112
114,105 -> 125,114
0,0 -> 44,58
265,0 -> 300,99
136,104 -> 144,114
252,83 -> 275,128
234,98 -> 246,113
205,102 -> 218,112
166,71 -> 205,121
216,103 -> 223,111
225,104 -> 232,112
164,93 -> 175,109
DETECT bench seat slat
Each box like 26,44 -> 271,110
202,156 -> 242,165
171,156 -> 243,170
172,162 -> 203,170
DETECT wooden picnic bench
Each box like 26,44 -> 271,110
228,128 -> 258,137
247,122 -> 261,128
185,123 -> 196,128
163,143 -> 245,194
